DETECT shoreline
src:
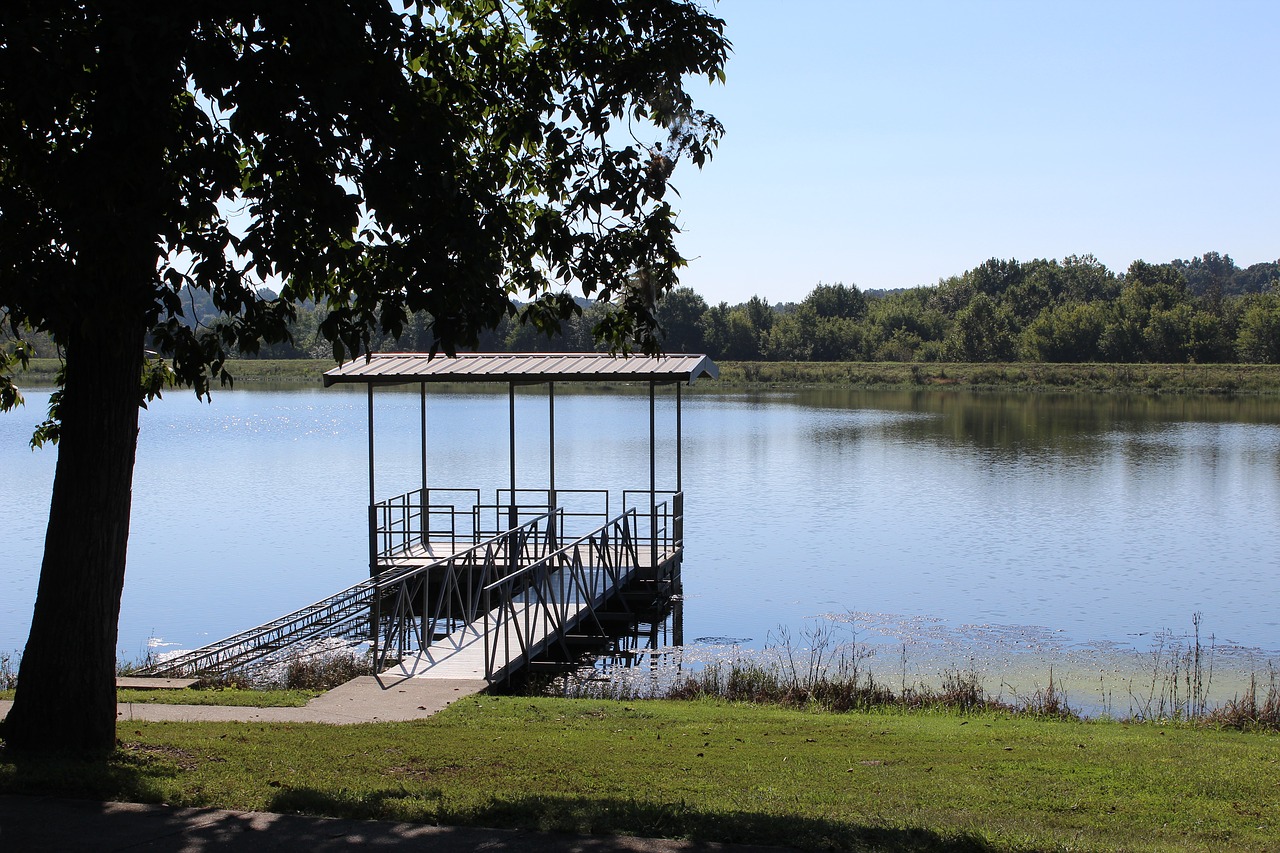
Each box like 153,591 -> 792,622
11,357 -> 1280,394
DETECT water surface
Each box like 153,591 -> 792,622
4,386 -> 1278,688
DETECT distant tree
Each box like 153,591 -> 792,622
803,282 -> 866,320
1019,302 -> 1107,362
1058,254 -> 1120,303
744,295 -> 775,335
1173,251 -> 1238,301
1234,261 -> 1280,295
0,0 -> 727,755
944,294 -> 1015,362
699,301 -> 732,359
654,287 -> 708,353
1236,292 -> 1280,363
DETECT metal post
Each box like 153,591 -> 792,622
368,384 -> 377,580
676,382 -> 683,492
649,380 -> 657,571
548,380 -> 556,512
675,382 -> 684,550
509,382 -> 517,533
420,382 -> 428,547
368,384 -> 379,651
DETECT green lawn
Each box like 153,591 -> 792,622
0,688 -> 317,707
4,697 -> 1277,851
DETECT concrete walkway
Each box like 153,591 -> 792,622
0,675 -> 487,725
0,795 -> 788,852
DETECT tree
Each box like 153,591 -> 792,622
944,293 -> 1015,362
803,282 -> 866,320
0,0 -> 728,754
1236,291 -> 1280,363
1019,302 -> 1107,362
654,286 -> 708,353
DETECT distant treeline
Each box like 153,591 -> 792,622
655,252 -> 1280,365
9,252 -> 1280,365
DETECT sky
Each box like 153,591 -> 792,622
668,0 -> 1280,305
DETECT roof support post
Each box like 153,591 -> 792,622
420,382 -> 428,547
676,382 -> 683,493
367,384 -> 377,580
548,381 -> 557,514
649,380 -> 657,571
508,382 -> 517,533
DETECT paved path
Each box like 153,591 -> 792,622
0,675 -> 487,725
0,795 -> 789,852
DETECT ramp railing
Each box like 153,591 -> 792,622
482,509 -> 641,681
142,511 -> 557,679
371,509 -> 561,671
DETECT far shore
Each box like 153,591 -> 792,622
12,357 -> 1280,395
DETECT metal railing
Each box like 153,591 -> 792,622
622,490 -> 684,568
142,511 -> 559,679
145,491 -> 682,682
482,509 -> 641,681
372,488 -> 613,563
373,488 -> 482,559
371,509 -> 562,672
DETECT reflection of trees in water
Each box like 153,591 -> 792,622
797,389 -> 1280,459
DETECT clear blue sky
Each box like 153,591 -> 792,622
669,0 -> 1280,305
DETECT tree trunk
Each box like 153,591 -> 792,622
3,321 -> 146,754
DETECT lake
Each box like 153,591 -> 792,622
4,384 -> 1279,706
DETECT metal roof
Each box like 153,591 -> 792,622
322,352 -> 719,387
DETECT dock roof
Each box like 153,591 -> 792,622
322,352 -> 719,387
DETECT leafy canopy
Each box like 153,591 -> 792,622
0,0 -> 729,413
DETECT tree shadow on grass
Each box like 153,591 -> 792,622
0,740 -> 172,804
269,786 -> 1043,852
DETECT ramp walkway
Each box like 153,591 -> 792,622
141,502 -> 680,686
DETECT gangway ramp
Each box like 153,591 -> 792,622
143,508 -> 675,683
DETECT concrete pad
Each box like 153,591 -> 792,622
0,795 -> 787,852
302,675 -> 488,722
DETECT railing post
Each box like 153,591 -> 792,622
371,581 -> 382,670
483,585 -> 492,680
674,490 -> 684,549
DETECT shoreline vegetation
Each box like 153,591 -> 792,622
13,357 -> 1280,395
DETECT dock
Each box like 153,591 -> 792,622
142,353 -> 712,687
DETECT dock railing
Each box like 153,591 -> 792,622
372,487 -> 482,561
482,509 -> 640,681
622,489 -> 684,570
372,487 -> 613,568
372,509 -> 561,672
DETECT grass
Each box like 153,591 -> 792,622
3,697 -> 1278,851
714,360 -> 1280,394
0,687 -> 318,707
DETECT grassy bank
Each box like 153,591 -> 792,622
713,360 -> 1280,394
15,357 -> 1280,394
0,688 -> 317,707
3,697 -> 1277,851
